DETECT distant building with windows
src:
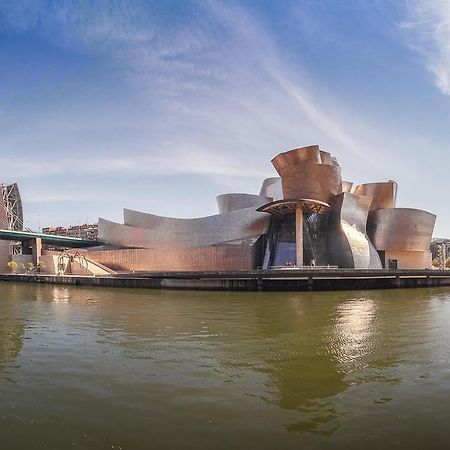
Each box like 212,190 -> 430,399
430,239 -> 450,260
42,223 -> 98,241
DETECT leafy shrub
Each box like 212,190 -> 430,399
7,261 -> 18,273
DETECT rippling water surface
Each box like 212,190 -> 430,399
1,283 -> 450,449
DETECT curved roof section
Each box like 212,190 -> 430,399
271,145 -> 321,174
270,145 -> 342,203
259,177 -> 282,200
280,164 -> 342,204
352,181 -> 397,211
368,208 -> 436,251
271,145 -> 339,176
101,206 -> 271,248
216,193 -> 271,214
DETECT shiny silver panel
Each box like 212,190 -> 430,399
99,206 -> 271,249
216,194 -> 271,214
328,193 -> 382,268
368,208 -> 436,251
259,177 -> 282,201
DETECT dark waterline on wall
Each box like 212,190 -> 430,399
2,283 -> 450,449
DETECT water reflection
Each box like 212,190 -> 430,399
331,298 -> 377,366
0,319 -> 23,363
209,292 -> 349,435
0,285 -> 25,381
0,283 -> 449,449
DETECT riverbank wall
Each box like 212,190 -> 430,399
2,269 -> 450,291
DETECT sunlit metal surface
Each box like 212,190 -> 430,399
271,146 -> 342,204
278,164 -> 342,204
259,177 -> 282,201
216,194 -> 271,214
351,181 -> 397,211
100,206 -> 271,249
341,181 -> 353,193
328,193 -> 382,268
88,144 -> 436,271
319,150 -> 333,165
271,145 -> 323,173
368,208 -> 436,251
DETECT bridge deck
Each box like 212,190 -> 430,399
0,229 -> 103,248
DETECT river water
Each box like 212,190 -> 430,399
1,283 -> 450,449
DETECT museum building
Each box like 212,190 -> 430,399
85,145 -> 436,272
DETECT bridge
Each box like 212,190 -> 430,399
0,229 -> 103,248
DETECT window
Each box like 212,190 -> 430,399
388,259 -> 398,269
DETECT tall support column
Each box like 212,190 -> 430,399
31,238 -> 42,266
295,206 -> 303,267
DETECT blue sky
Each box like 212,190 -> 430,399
1,0 -> 449,235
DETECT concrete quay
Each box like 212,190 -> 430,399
2,268 -> 450,291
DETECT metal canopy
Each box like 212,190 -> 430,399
257,199 -> 330,216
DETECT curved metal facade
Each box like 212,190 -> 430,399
86,143 -> 436,272
99,206 -> 271,249
352,181 -> 397,211
341,181 -> 353,193
216,194 -> 271,214
278,164 -> 342,204
259,177 -> 282,201
319,150 -> 333,165
328,193 -> 382,268
271,146 -> 342,204
368,208 -> 436,251
271,145 -> 322,173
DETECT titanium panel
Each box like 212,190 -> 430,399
328,192 -> 382,268
271,145 -> 321,173
216,194 -> 271,214
341,181 -> 353,193
100,206 -> 271,249
278,164 -> 342,204
259,177 -> 282,200
86,245 -> 257,272
368,208 -> 436,251
352,181 -> 397,211
319,150 -> 332,165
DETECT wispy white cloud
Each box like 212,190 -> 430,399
0,148 -> 271,180
0,1 -> 389,172
401,0 -> 450,95
0,0 -> 414,227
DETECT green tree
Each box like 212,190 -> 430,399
7,261 -> 18,273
